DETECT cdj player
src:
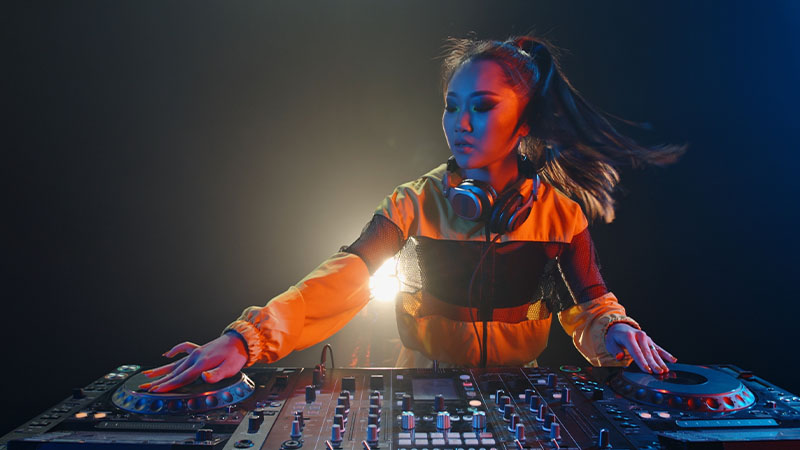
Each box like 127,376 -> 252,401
3,363 -> 800,449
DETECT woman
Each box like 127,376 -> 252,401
140,35 -> 683,393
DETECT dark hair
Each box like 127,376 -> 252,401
440,35 -> 686,223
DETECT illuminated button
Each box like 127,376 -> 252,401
93,412 -> 107,419
74,412 -> 89,419
469,400 -> 482,407
657,412 -> 671,419
638,412 -> 652,419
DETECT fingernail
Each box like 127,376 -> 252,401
139,383 -> 151,389
142,370 -> 152,375
615,352 -> 624,361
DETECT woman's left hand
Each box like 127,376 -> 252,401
605,323 -> 677,374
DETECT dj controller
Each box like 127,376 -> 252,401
3,363 -> 800,450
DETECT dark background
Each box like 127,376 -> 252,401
3,0 -> 799,433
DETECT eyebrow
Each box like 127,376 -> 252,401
446,90 -> 500,98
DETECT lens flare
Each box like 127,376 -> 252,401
369,257 -> 399,302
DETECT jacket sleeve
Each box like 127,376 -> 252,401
224,252 -> 372,366
556,224 -> 641,367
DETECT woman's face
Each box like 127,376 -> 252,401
442,59 -> 528,172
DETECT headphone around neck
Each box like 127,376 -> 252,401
442,155 -> 540,235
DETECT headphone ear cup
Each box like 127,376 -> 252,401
490,191 -> 524,234
448,180 -> 496,221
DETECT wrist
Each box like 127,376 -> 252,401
223,330 -> 249,358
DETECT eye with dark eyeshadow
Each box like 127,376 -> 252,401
472,101 -> 496,112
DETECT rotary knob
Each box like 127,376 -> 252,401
434,394 -> 445,412
366,423 -> 379,444
401,394 -> 413,411
436,411 -> 451,431
529,394 -> 541,412
368,413 -> 379,427
471,411 -> 487,430
294,411 -> 304,429
195,429 -> 213,442
508,413 -> 520,431
330,424 -> 343,443
543,412 -> 556,431
550,422 -> 561,441
498,395 -> 512,412
370,393 -> 382,409
335,405 -> 346,419
503,403 -> 516,421
401,411 -> 415,430
597,428 -> 611,448
338,392 -> 351,410
369,405 -> 380,417
561,387 -> 571,404
514,423 -> 526,442
495,389 -> 506,405
290,420 -> 302,439
333,414 -> 345,428
537,404 -> 547,422
247,414 -> 263,434
524,388 -> 534,404
547,373 -> 558,388
305,385 -> 316,403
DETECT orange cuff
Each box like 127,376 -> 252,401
558,292 -> 640,367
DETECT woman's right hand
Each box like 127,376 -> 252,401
138,333 -> 249,393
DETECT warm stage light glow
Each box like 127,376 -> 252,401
369,256 -> 399,302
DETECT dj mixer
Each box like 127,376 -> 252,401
3,363 -> 800,449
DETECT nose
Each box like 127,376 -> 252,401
456,109 -> 471,133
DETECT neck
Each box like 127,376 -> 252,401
463,153 -> 520,193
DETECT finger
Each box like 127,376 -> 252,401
147,354 -> 198,391
656,346 -> 678,363
150,362 -> 205,393
141,358 -> 184,379
649,341 -> 669,373
622,334 -> 651,373
163,342 -> 200,358
201,360 -> 242,384
636,333 -> 662,374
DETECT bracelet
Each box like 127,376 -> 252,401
223,329 -> 250,358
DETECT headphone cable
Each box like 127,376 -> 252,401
466,228 -> 502,367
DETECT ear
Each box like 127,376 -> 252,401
518,122 -> 530,138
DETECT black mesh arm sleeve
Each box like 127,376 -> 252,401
558,227 -> 609,305
340,214 -> 405,275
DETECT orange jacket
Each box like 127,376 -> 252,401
226,164 -> 639,367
